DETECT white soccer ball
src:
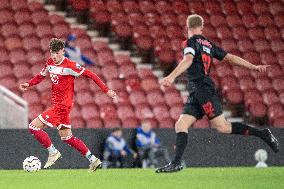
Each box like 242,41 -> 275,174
254,149 -> 268,162
23,156 -> 41,172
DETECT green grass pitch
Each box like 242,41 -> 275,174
1,167 -> 284,189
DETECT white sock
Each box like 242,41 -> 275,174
47,144 -> 58,155
85,150 -> 97,163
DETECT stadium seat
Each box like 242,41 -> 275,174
81,104 -> 100,120
86,118 -> 104,128
1,22 -> 18,38
122,117 -> 139,128
226,15 -> 243,28
169,104 -> 183,121
269,2 -> 284,15
262,91 -> 280,106
273,117 -> 284,128
236,1 -> 252,16
71,118 -> 85,128
76,90 -> 94,106
253,1 -> 269,16
153,104 -> 170,122
0,10 -> 14,24
258,14 -> 274,27
103,118 -> 121,128
100,103 -> 118,120
193,117 -> 210,128
117,104 -> 135,120
249,102 -> 267,118
158,117 -> 174,128
147,89 -> 165,106
134,103 -> 154,120
129,90 -> 147,106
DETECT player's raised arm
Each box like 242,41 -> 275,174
224,53 -> 270,72
19,64 -> 48,92
82,69 -> 117,99
160,54 -> 193,87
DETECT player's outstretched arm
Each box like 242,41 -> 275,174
19,74 -> 45,92
224,53 -> 270,72
82,69 -> 117,98
160,54 -> 193,87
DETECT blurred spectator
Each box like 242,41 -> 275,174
65,34 -> 94,66
134,121 -> 170,168
103,128 -> 137,168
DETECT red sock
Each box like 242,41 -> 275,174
61,135 -> 89,156
29,123 -> 52,148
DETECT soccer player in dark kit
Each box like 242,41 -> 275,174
156,14 -> 279,173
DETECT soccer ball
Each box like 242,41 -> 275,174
23,156 -> 41,172
254,149 -> 268,162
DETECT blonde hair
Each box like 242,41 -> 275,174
187,14 -> 204,29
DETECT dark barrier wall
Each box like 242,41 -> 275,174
0,128 -> 283,169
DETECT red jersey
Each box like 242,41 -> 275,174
28,57 -> 109,108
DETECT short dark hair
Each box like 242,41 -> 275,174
112,127 -> 122,133
49,38 -> 65,53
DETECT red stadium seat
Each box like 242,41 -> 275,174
273,117 -> 284,128
173,1 -> 189,15
0,64 -> 13,79
0,10 -> 14,24
253,1 -> 269,16
135,35 -> 153,51
220,76 -> 239,94
139,0 -> 155,14
226,89 -> 243,105
36,23 -> 53,38
147,89 -> 165,106
216,26 -> 231,40
153,104 -> 170,122
164,92 -> 183,106
237,40 -> 254,53
269,2 -> 284,16
141,77 -> 160,92
264,27 -> 281,41
81,104 -> 100,120
236,1 -> 252,16
249,102 -> 267,118
11,0 -> 28,11
222,1 -> 238,15
155,0 -> 172,14
272,78 -> 284,92
22,36 -> 41,51
86,118 -> 103,128
135,103 -> 154,120
28,103 -> 44,120
107,79 -> 125,91
74,77 -> 90,92
5,36 -> 23,51
258,14 -> 274,27
117,104 -> 135,120
13,64 -> 31,79
244,89 -> 263,108
9,49 -> 26,64
53,23 -> 70,39
102,64 -> 119,80
32,10 -> 49,24
254,40 -> 270,53
271,40 -> 284,53
242,14 -> 257,28
232,66 -> 251,78
100,103 -> 118,120
129,90 -> 147,106
210,14 -> 226,28
49,14 -> 66,25
274,13 -> 284,28
91,10 -> 111,25
255,77 -> 272,92
0,0 -> 9,10
103,118 -> 121,128
114,23 -> 132,38
169,104 -> 183,121
125,75 -> 141,92
232,26 -> 249,40
95,91 -> 113,106
71,118 -> 85,128
122,117 -> 139,128
22,89 -> 40,104
123,0 -> 140,13
267,103 -> 284,121
76,90 -> 94,106
158,117 -> 174,128
1,22 -> 18,38
260,51 -> 278,65
262,91 -> 280,106
248,27 -> 265,41
243,51 -> 260,65
239,78 -> 256,92
226,15 -> 243,28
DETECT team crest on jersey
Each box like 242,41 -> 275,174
76,63 -> 81,69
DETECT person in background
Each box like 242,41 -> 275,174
65,34 -> 94,66
103,128 -> 137,168
135,121 -> 170,168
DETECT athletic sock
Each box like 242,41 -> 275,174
47,144 -> 58,155
61,135 -> 90,157
85,150 -> 97,163
29,123 -> 52,149
172,132 -> 188,165
231,122 -> 263,137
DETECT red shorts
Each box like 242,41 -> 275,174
38,106 -> 72,130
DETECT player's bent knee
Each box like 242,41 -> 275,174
58,128 -> 72,138
29,118 -> 45,131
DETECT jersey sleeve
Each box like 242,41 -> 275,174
212,43 -> 228,61
183,39 -> 196,57
68,61 -> 85,77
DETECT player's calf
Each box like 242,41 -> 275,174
60,133 -> 101,171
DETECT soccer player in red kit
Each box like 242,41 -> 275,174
19,38 -> 117,171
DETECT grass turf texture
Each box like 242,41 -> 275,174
0,168 -> 283,189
